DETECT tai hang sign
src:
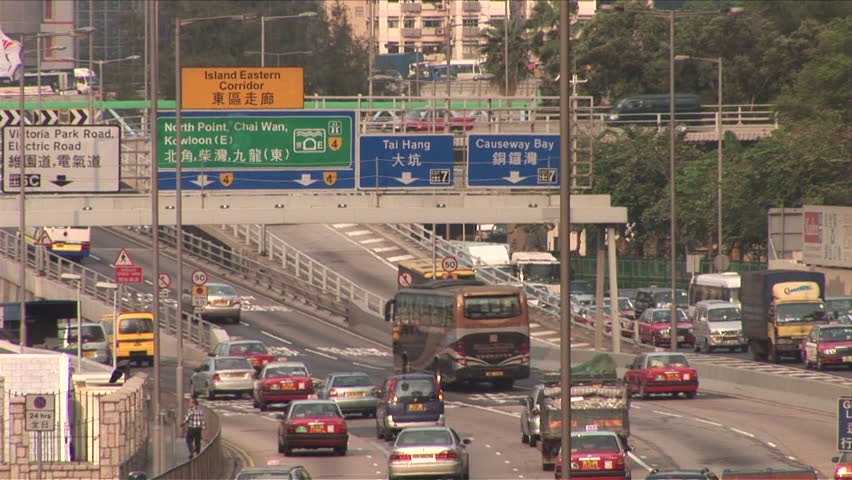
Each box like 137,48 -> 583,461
1,126 -> 121,193
182,67 -> 304,110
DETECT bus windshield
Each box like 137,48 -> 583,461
464,295 -> 521,319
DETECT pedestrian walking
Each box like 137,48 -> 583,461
182,397 -> 206,458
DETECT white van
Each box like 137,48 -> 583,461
691,300 -> 746,353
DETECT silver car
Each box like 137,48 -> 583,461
317,372 -> 378,417
189,356 -> 255,400
198,282 -> 242,324
519,383 -> 545,447
388,426 -> 471,480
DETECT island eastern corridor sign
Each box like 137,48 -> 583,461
181,67 -> 304,109
157,110 -> 355,190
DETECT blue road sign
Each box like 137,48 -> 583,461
839,396 -> 852,452
359,135 -> 454,189
157,110 -> 356,190
467,134 -> 560,188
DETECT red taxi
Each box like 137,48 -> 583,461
554,431 -> 631,479
624,352 -> 698,400
637,308 -> 694,346
277,399 -> 348,456
212,339 -> 277,372
253,361 -> 317,411
834,452 -> 852,480
801,324 -> 852,371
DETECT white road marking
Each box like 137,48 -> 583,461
446,400 -> 520,418
261,331 -> 292,345
693,418 -> 722,427
359,238 -> 383,244
531,330 -> 557,336
730,428 -> 755,438
352,361 -> 385,370
372,246 -> 399,253
629,451 -> 654,471
346,230 -> 372,237
90,254 -> 101,261
653,410 -> 682,418
332,224 -> 356,228
305,347 -> 338,360
767,442 -> 777,448
387,254 -> 414,262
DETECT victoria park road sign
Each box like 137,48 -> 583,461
157,110 -> 355,190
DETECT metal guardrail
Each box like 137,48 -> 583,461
220,224 -> 387,319
0,228 -> 215,351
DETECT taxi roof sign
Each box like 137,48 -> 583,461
181,67 -> 304,110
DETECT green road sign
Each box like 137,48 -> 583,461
157,112 -> 353,170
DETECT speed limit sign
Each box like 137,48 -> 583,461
441,256 -> 458,273
191,270 -> 208,286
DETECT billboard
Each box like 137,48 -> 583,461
801,205 -> 852,268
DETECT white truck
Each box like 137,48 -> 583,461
511,251 -> 561,295
449,241 -> 513,280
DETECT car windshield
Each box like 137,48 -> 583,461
820,327 -> 852,342
266,366 -> 307,377
396,379 -> 437,399
571,435 -> 619,452
651,310 -> 687,323
827,298 -> 852,314
647,354 -> 689,368
654,291 -> 688,305
332,375 -> 373,387
230,342 -> 268,354
215,358 -> 251,370
405,110 -> 428,120
708,308 -> 741,322
208,284 -> 237,296
119,316 -> 154,334
396,430 -> 452,446
66,325 -> 106,343
618,298 -> 634,310
290,403 -> 340,418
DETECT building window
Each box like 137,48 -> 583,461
462,43 -> 481,57
388,17 -> 400,28
422,42 -> 443,55
355,6 -> 365,17
386,42 -> 400,54
462,17 -> 479,27
423,18 -> 443,28
403,42 -> 418,53
403,18 -> 416,28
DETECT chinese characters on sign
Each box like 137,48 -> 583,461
359,135 -> 454,189
1,126 -> 121,193
467,134 -> 560,188
801,206 -> 852,268
839,397 -> 852,452
182,67 -> 304,110
25,394 -> 55,432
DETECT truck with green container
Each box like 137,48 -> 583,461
537,353 -> 630,471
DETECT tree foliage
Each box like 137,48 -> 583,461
479,18 -> 531,96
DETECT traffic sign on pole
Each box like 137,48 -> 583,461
839,396 -> 852,452
467,134 -> 560,188
192,285 -> 209,307
115,266 -> 144,284
25,394 -> 55,431
191,270 -> 208,286
158,272 -> 172,290
157,110 -> 355,190
441,256 -> 458,273
112,248 -> 135,267
359,135 -> 454,189
398,271 -> 414,288
2,126 -> 121,193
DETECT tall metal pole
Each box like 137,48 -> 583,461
75,279 -> 82,370
504,0 -> 509,97
148,0 -> 163,473
112,285 -> 118,367
174,17 -> 186,441
260,17 -> 266,67
716,57 -> 723,262
558,1 -> 572,477
445,2 -> 451,133
19,36 -> 28,353
367,1 -> 374,99
668,11 -> 678,352
36,37 -> 41,107
88,2 -> 94,125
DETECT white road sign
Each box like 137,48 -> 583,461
191,270 -> 208,286
441,255 -> 458,273
1,126 -> 121,193
25,394 -> 55,432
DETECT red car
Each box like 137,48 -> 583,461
554,431 -> 631,479
637,308 -> 694,346
624,352 -> 698,399
212,339 -> 277,372
253,361 -> 317,411
403,108 -> 474,132
277,399 -> 348,456
801,324 -> 852,370
834,452 -> 852,480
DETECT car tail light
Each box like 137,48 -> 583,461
231,299 -> 241,306
390,453 -> 411,461
455,341 -> 467,366
82,242 -> 91,249
212,374 -> 221,383
436,451 -> 458,460
520,341 -> 530,363
836,466 -> 851,478
683,373 -> 692,380
328,388 -> 338,397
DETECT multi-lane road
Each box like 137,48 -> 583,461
84,226 -> 838,478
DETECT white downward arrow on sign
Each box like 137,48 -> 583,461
295,174 -> 318,186
502,171 -> 528,184
395,171 -> 418,185
190,174 -> 214,187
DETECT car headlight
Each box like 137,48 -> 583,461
688,328 -> 694,334
658,329 -> 670,337
822,348 -> 837,355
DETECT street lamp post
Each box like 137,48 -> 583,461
676,55 -> 723,265
259,12 -> 318,67
243,50 -> 312,67
96,281 -> 119,367
58,55 -> 142,122
16,27 -> 95,354
604,5 -> 742,351
61,273 -> 82,370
